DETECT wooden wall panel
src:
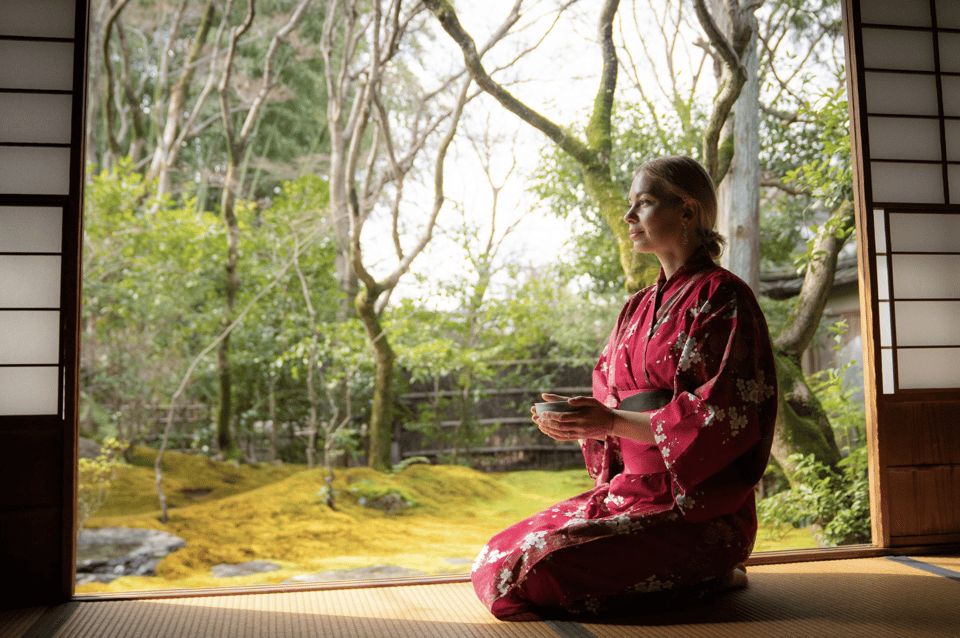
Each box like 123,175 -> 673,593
0,508 -> 62,608
0,428 -> 62,509
883,401 -> 960,467
887,466 -> 960,538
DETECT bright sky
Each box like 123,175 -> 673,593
385,1 -> 649,304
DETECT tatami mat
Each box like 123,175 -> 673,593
3,556 -> 959,638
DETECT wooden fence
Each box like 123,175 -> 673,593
394,359 -> 595,471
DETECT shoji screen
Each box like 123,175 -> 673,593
0,0 -> 86,606
846,0 -> 960,547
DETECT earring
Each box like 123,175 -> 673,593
682,224 -> 689,245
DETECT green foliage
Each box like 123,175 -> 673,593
807,320 -> 866,447
781,84 -> 853,211
759,320 -> 870,546
531,101 -> 705,292
82,162 -> 225,441
82,165 -> 365,464
757,448 -> 870,546
77,438 -> 127,535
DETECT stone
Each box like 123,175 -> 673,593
210,561 -> 282,578
365,492 -> 409,515
76,527 -> 186,584
283,564 -> 425,584
78,437 -> 103,459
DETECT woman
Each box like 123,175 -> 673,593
471,155 -> 777,618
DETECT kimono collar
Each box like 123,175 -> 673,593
655,247 -> 717,291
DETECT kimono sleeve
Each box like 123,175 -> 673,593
649,279 -> 777,522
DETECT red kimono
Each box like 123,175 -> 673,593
471,250 -> 777,618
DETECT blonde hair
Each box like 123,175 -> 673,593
637,155 -> 725,259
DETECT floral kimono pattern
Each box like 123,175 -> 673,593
471,250 -> 778,618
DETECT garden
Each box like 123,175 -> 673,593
78,0 -> 869,593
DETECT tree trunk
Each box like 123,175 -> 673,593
216,162 -> 242,461
716,28 -> 760,292
328,146 -> 359,319
772,353 -> 842,478
356,289 -> 396,470
268,372 -> 277,462
770,203 -> 856,480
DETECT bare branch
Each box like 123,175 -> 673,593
422,0 -> 596,168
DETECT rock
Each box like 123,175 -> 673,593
365,492 -> 409,515
78,437 -> 102,459
210,561 -> 282,578
283,564 -> 426,584
443,557 -> 473,565
76,527 -> 186,584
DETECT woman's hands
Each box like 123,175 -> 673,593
532,394 -> 617,442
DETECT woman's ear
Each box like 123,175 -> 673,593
681,197 -> 699,222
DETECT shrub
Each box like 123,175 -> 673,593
757,447 -> 870,546
77,438 -> 127,535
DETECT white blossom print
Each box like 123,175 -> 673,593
677,333 -> 703,371
653,420 -> 666,444
519,531 -> 548,552
604,493 -> 626,509
496,568 -> 515,597
702,404 -> 721,428
605,513 -> 632,533
726,406 -> 748,438
472,545 -> 508,572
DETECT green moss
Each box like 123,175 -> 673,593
96,447 -> 304,516
78,461 -> 815,594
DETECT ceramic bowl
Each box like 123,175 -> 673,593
534,401 -> 585,416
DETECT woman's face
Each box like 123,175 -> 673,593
623,171 -> 689,257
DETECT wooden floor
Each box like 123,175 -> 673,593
4,555 -> 960,638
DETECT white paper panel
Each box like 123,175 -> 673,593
945,120 -> 960,161
861,28 -> 935,71
939,33 -> 960,74
877,301 -> 893,348
0,0 -> 75,38
0,41 -> 74,91
942,77 -> 960,118
876,255 -> 889,300
868,117 -> 942,161
0,256 -> 61,308
861,0 -> 931,26
892,254 -> 960,299
879,301 -> 892,347
889,212 -> 960,252
0,207 -> 62,253
0,311 -> 59,364
864,72 -> 939,116
897,347 -> 960,389
949,165 -> 960,206
0,147 -> 71,195
895,301 -> 960,346
874,208 -> 887,253
871,162 -> 943,204
0,366 -> 58,415
881,348 -> 895,394
0,93 -> 73,144
938,0 -> 960,29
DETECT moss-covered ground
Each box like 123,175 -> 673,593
79,449 -> 816,593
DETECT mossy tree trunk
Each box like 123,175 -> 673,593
771,203 -> 856,481
356,284 -> 398,471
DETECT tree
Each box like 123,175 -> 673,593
428,0 -> 857,484
212,0 -> 314,460
321,0 -> 548,469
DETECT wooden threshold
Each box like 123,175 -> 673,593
72,543 -> 960,604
